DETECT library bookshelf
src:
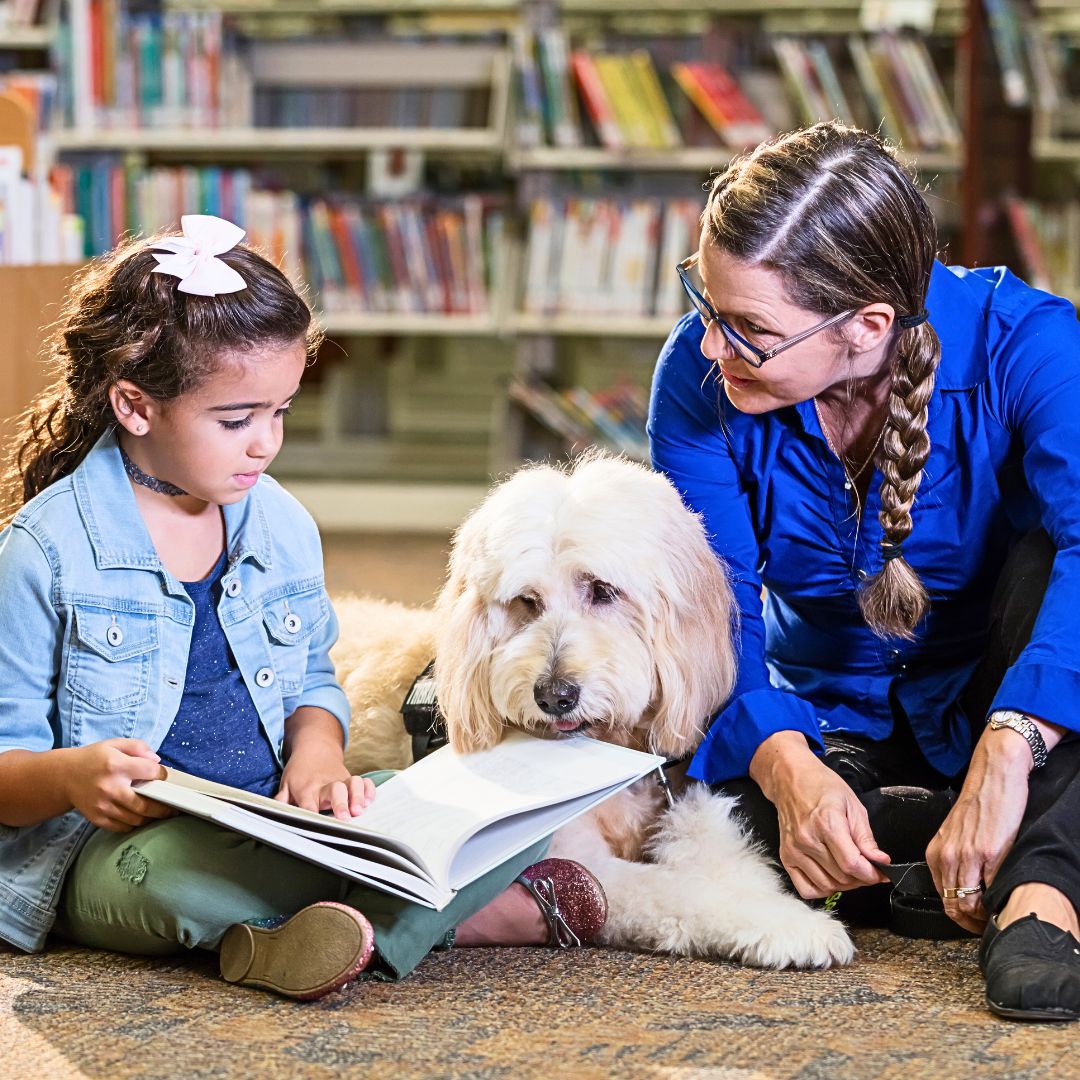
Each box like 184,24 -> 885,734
6,0 -> 1064,529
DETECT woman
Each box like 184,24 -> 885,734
648,121 -> 1080,1021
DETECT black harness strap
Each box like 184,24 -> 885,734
400,660 -> 447,761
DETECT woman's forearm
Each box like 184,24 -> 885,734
748,729 -> 820,803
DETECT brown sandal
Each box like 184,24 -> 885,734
219,901 -> 375,1000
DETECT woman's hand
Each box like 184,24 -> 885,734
927,726 -> 1037,933
750,730 -> 891,898
64,739 -> 176,832
275,705 -> 375,820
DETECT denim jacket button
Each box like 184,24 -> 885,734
283,613 -> 302,634
225,579 -> 242,598
255,667 -> 275,688
106,625 -> 124,647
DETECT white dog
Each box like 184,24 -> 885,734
333,453 -> 854,969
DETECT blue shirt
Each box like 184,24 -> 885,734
0,429 -> 348,952
157,549 -> 280,797
648,262 -> 1080,785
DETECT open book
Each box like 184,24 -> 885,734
135,731 -> 664,911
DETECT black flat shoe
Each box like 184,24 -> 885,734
980,913 -> 1080,1022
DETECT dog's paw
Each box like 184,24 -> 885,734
738,907 -> 856,971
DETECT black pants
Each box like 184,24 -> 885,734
718,530 -> 1080,923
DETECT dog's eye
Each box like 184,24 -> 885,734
515,594 -> 542,615
590,580 -> 619,605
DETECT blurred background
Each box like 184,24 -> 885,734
0,0 -> 1076,601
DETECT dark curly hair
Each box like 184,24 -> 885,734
2,230 -> 322,526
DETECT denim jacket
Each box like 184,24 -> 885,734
0,429 -> 349,951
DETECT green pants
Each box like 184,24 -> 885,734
53,775 -> 549,980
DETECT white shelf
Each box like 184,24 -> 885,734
320,312 -> 498,336
508,313 -> 676,338
1033,139 -> 1080,164
319,312 -> 675,338
558,0 -> 964,13
168,0 -> 515,9
51,127 -> 504,155
0,25 -> 52,48
282,478 -> 486,533
511,146 -> 733,172
513,144 -> 962,173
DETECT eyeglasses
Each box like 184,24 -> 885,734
677,255 -> 856,368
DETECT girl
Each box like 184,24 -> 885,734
0,216 -> 606,1000
650,123 -> 1080,1021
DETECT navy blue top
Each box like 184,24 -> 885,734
157,549 -> 280,796
648,262 -> 1080,785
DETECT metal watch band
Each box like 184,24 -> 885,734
987,709 -> 1049,770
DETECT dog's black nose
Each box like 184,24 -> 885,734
534,677 -> 580,716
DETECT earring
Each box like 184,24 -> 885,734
136,424 -> 146,434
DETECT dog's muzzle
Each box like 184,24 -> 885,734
534,676 -> 580,717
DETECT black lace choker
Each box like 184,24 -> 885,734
119,444 -> 188,497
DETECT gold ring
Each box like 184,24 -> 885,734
942,884 -> 984,899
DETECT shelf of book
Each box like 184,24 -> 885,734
1,0 -> 991,504
50,128 -> 506,156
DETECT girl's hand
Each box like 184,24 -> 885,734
927,727 -> 1034,933
276,706 -> 376,819
64,739 -> 176,832
276,750 -> 376,820
751,730 -> 891,898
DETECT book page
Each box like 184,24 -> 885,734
354,731 -> 664,886
135,779 -> 453,909
447,778 -> 631,889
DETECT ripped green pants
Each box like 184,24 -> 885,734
53,781 -> 549,980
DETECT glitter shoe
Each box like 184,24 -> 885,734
515,858 -> 608,948
219,901 -> 375,1000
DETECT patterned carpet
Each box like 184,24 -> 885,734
3,929 -> 1078,1079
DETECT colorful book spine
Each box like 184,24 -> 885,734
570,51 -> 624,150
512,27 -> 544,149
670,61 -> 771,149
626,51 -> 673,149
521,197 -> 702,320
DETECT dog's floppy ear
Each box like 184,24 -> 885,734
433,522 -> 504,753
647,515 -> 739,759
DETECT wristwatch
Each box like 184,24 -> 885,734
987,709 -> 1048,770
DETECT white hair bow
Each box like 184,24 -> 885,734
151,214 -> 247,296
